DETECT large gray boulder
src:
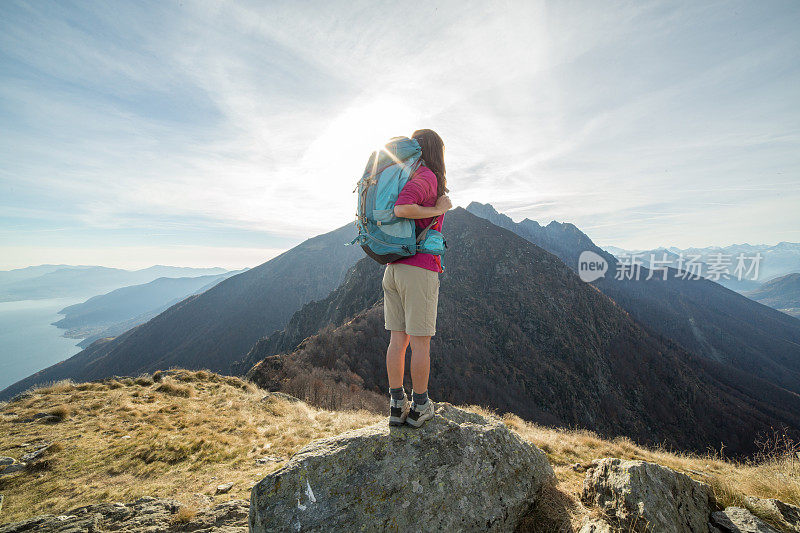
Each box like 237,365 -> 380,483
249,403 -> 554,532
744,496 -> 800,532
711,507 -> 779,533
582,458 -> 715,533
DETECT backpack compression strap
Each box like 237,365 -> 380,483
415,216 -> 440,244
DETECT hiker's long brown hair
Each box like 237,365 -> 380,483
412,129 -> 448,196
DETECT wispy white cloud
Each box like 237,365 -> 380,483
1,0 -> 798,268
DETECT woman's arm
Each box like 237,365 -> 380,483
394,195 -> 452,219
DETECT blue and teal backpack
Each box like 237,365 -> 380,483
348,136 -> 446,264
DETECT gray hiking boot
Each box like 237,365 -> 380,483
389,391 -> 410,426
405,398 -> 435,428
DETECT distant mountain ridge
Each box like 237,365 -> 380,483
237,259 -> 385,374
746,273 -> 800,319
0,265 -> 229,302
466,202 -> 800,394
0,264 -> 74,285
247,209 -> 800,456
603,242 -> 800,292
465,201 -> 606,269
0,225 -> 361,401
54,271 -> 245,347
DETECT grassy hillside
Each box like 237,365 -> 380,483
0,371 -> 377,523
0,371 -> 797,531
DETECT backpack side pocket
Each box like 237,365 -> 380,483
417,230 -> 446,255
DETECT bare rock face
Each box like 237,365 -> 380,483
249,403 -> 554,532
582,458 -> 715,533
744,496 -> 800,532
0,497 -> 248,533
711,507 -> 779,533
0,464 -> 25,476
215,482 -> 234,495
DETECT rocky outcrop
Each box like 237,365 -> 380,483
215,482 -> 234,495
0,497 -> 248,533
744,496 -> 800,532
0,442 -> 55,478
0,464 -> 25,476
579,517 -> 615,532
711,507 -> 779,532
249,403 -> 554,532
582,458 -> 716,532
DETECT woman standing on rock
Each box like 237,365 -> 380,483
384,129 -> 451,428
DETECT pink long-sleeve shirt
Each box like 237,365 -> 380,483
392,164 -> 444,273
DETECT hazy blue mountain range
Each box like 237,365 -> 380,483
0,265 -> 229,302
0,264 -> 74,285
603,242 -> 800,293
246,209 -> 800,456
54,271 -> 246,348
466,202 -> 800,394
745,273 -> 800,319
0,224 -> 361,400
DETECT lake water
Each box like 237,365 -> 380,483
0,298 -> 84,391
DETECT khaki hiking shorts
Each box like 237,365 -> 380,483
382,262 -> 440,337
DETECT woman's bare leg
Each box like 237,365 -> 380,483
409,335 -> 431,394
386,330 -> 410,389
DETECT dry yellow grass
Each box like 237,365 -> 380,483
170,505 -> 198,524
0,371 -> 380,523
47,405 -> 71,419
1,373 -> 796,530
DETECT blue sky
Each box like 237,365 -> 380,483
1,0 -> 798,269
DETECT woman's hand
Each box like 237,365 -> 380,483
435,195 -> 452,215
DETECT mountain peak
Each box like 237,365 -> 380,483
464,201 -> 500,217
